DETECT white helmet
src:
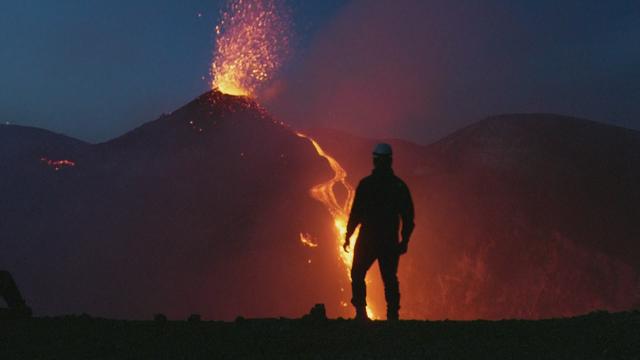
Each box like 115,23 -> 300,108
372,143 -> 393,157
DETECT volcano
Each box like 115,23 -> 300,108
0,91 -> 347,320
2,94 -> 639,320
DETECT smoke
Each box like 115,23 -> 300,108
262,0 -> 516,143
263,0 -> 640,143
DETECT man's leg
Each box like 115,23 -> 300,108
350,246 -> 376,319
378,253 -> 400,320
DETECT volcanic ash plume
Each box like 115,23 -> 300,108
211,0 -> 291,97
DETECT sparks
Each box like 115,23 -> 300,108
211,0 -> 290,97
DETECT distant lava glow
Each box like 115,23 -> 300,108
40,157 -> 76,171
211,0 -> 291,97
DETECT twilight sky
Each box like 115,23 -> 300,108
1,0 -> 638,144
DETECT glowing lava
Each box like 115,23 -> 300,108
296,132 -> 376,319
210,0 -> 376,319
295,133 -> 358,270
211,0 -> 290,97
299,233 -> 319,248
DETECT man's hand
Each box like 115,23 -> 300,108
343,239 -> 351,253
398,241 -> 408,255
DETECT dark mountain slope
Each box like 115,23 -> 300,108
428,114 -> 640,267
0,91 -> 345,320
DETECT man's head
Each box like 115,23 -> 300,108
372,143 -> 393,169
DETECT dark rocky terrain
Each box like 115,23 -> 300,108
1,311 -> 639,359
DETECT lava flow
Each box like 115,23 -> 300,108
294,133 -> 359,272
210,0 -> 375,318
295,133 -> 375,319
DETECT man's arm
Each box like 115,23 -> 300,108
344,182 -> 365,252
398,182 -> 415,254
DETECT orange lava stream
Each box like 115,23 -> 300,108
296,132 -> 376,319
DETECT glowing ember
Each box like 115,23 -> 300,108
211,0 -> 291,97
40,157 -> 76,171
299,233 -> 318,248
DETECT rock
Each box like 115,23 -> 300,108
303,303 -> 327,321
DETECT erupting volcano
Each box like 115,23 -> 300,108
2,0 -> 639,324
210,0 -> 377,317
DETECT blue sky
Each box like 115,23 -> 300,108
0,0 -> 638,143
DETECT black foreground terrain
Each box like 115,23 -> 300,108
1,311 -> 638,359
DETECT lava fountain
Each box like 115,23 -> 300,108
211,0 -> 376,319
211,0 -> 290,96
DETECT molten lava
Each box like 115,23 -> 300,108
296,133 -> 378,319
211,0 -> 290,97
299,233 -> 319,248
295,133 -> 359,269
210,0 -> 376,318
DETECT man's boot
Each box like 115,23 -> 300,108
354,306 -> 370,322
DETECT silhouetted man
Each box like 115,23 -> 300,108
343,143 -> 415,321
0,270 -> 31,318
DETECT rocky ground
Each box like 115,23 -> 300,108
1,311 -> 638,359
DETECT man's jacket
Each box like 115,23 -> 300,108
346,167 -> 415,251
